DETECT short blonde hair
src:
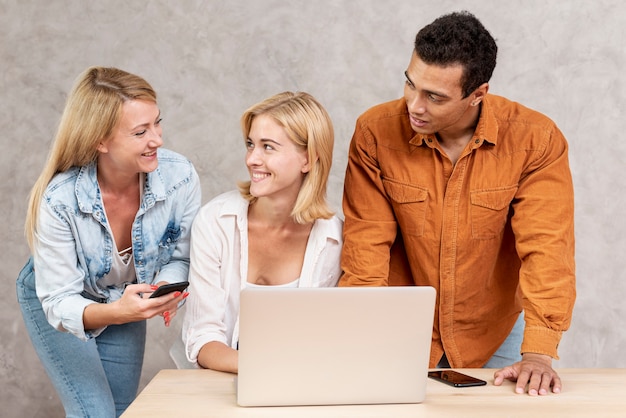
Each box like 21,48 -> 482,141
238,92 -> 335,224
25,67 -> 157,249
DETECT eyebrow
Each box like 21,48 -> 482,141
404,71 -> 451,100
247,137 -> 283,147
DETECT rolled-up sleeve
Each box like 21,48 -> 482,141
34,200 -> 101,341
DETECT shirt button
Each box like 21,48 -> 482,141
475,139 -> 480,144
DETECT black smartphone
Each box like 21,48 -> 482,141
428,370 -> 487,387
149,281 -> 189,298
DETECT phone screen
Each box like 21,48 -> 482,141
428,370 -> 487,387
149,281 -> 189,298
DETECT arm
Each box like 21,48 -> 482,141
197,341 -> 238,374
182,199 -> 238,373
83,283 -> 186,329
153,165 -> 202,284
496,124 -> 576,394
339,121 -> 399,286
33,199 -> 99,339
34,197 -> 185,339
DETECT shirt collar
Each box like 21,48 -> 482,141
408,94 -> 499,149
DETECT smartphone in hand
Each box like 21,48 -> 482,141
149,281 -> 189,298
428,370 -> 487,387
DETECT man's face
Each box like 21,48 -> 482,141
403,53 -> 477,136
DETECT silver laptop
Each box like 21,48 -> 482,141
237,286 -> 436,407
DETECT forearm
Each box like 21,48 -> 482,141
197,341 -> 239,374
82,300 -> 124,330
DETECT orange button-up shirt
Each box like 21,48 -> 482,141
339,95 -> 576,367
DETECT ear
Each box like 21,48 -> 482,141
96,138 -> 109,153
470,82 -> 489,106
301,154 -> 316,174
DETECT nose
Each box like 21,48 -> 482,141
246,146 -> 261,167
405,90 -> 426,115
149,128 -> 164,148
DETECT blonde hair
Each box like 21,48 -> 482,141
25,67 -> 157,250
238,91 -> 335,224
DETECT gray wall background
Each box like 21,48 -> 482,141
1,1 -> 624,416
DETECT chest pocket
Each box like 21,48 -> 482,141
383,179 -> 428,237
470,186 -> 518,239
158,224 -> 182,264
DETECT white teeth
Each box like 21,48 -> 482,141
252,173 -> 269,179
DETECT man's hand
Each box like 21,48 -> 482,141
493,353 -> 561,396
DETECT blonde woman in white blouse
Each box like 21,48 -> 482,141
182,92 -> 342,373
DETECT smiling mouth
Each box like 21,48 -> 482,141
142,151 -> 157,157
251,172 -> 270,180
409,114 -> 427,124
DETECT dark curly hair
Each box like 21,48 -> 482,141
414,11 -> 497,98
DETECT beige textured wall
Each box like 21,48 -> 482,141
2,1 -> 624,416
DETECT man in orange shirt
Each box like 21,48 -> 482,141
339,11 -> 575,396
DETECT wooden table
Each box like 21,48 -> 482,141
122,368 -> 626,417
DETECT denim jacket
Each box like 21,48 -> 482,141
31,148 -> 201,340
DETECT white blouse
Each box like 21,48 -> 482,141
182,190 -> 343,364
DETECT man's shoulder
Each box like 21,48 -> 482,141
486,94 -> 556,127
358,97 -> 407,122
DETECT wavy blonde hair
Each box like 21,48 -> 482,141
238,91 -> 335,224
25,67 -> 157,250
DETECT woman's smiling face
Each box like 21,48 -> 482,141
245,114 -> 310,201
97,99 -> 163,175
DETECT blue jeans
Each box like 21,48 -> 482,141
483,311 -> 524,368
437,312 -> 524,368
16,259 -> 146,418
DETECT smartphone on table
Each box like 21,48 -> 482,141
149,281 -> 189,298
428,370 -> 487,387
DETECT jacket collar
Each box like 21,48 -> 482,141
75,161 -> 166,214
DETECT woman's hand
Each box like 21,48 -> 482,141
149,281 -> 190,327
82,283 -> 188,329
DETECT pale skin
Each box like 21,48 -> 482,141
83,99 -> 187,331
197,114 -> 313,373
405,52 -> 561,395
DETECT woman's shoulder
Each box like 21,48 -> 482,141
313,214 -> 343,242
155,148 -> 196,176
44,166 -> 87,203
150,148 -> 198,192
156,148 -> 193,164
198,190 -> 247,217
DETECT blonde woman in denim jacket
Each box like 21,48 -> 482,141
16,67 -> 201,417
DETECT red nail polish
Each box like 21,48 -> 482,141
173,291 -> 181,298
